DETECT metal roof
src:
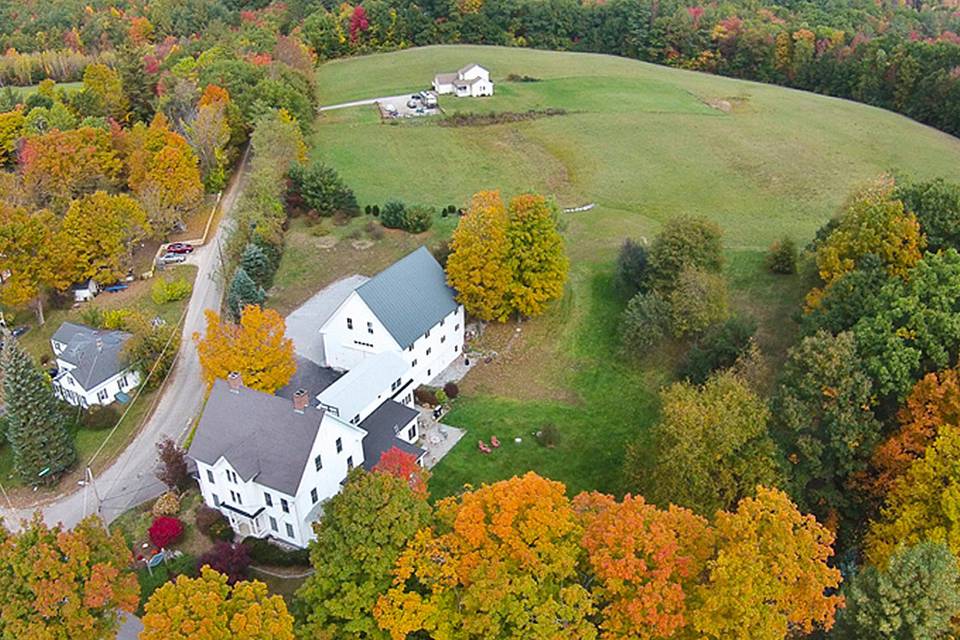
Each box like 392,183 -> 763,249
52,322 -> 132,391
355,246 -> 458,349
316,351 -> 409,423
360,400 -> 424,470
189,379 -> 330,496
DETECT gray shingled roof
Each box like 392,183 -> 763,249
355,247 -> 457,349
53,322 -> 132,391
276,356 -> 343,401
434,72 -> 457,84
360,400 -> 424,470
188,379 -> 325,496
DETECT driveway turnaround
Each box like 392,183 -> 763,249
284,275 -> 368,365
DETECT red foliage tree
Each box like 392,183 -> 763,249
373,447 -> 429,496
197,541 -> 250,585
349,6 -> 370,43
148,516 -> 184,549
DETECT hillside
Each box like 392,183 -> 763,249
313,45 -> 960,249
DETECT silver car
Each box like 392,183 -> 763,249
158,253 -> 187,265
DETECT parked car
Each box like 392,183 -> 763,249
166,242 -> 194,254
11,326 -> 29,338
410,94 -> 421,101
407,99 -> 419,108
158,253 -> 187,265
383,104 -> 398,116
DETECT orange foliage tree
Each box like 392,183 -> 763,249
574,492 -> 714,640
0,514 -> 139,639
691,487 -> 843,640
866,366 -> 960,497
374,472 -> 596,639
194,305 -> 296,393
373,447 -> 429,496
19,127 -> 123,211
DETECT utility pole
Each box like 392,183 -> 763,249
86,466 -> 103,516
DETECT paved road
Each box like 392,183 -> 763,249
0,149 -> 249,530
318,97 -> 382,111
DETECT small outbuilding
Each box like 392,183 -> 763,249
71,278 -> 99,303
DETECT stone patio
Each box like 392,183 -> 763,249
418,406 -> 464,469
428,352 -> 480,387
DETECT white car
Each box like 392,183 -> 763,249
158,253 -> 187,265
384,103 -> 398,115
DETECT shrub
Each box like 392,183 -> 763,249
669,268 -> 730,338
152,491 -> 181,517
616,238 -> 648,296
371,204 -> 380,217
291,160 -> 359,217
80,403 -> 121,430
102,308 -> 133,330
195,504 -> 233,542
443,381 -> 460,399
537,423 -> 561,447
679,316 -> 758,384
151,276 -> 193,304
403,205 -> 434,233
381,200 -> 406,229
364,204 -> 372,215
197,541 -> 250,584
621,291 -> 671,357
242,537 -> 310,567
646,216 -> 724,293
766,237 -> 798,274
435,389 -> 448,405
80,306 -> 105,327
149,516 -> 184,548
365,220 -> 385,240
414,387 -> 439,405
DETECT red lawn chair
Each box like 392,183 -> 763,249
490,436 -> 501,448
478,440 -> 491,454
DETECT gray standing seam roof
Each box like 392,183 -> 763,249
355,247 -> 458,349
188,379 -> 324,496
359,400 -> 424,470
53,322 -> 132,391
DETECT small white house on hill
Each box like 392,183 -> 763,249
432,63 -> 494,97
50,322 -> 141,408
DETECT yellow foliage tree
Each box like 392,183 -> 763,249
141,566 -> 294,640
506,193 -> 569,317
0,108 -> 25,167
445,190 -> 513,321
691,487 -> 843,639
194,305 -> 296,393
866,425 -> 960,566
0,204 -> 64,323
58,191 -> 151,286
82,63 -> 129,121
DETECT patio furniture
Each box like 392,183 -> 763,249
491,436 -> 501,448
478,440 -> 491,454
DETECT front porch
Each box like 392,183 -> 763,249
220,503 -> 267,538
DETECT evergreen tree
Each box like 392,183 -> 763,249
239,242 -> 273,289
226,266 -> 265,323
1,338 -> 75,484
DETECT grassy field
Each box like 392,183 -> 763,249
0,266 -> 198,495
7,81 -> 82,97
296,45 -> 960,498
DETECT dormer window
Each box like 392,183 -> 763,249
424,329 -> 430,338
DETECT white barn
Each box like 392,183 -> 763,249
432,63 -> 494,98
50,322 -> 141,408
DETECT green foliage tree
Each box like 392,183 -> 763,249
628,371 -> 780,515
765,236 -> 797,274
379,200 -> 406,229
226,266 -> 266,323
615,238 -> 648,296
835,542 -> 960,640
505,193 -> 568,318
81,63 -> 129,121
771,331 -> 881,522
620,291 -> 671,357
1,338 -> 75,484
896,177 -> 960,252
679,316 -> 757,384
292,160 -> 359,217
669,267 -> 729,337
296,470 -> 432,638
402,204 -> 434,233
645,216 -> 723,293
801,254 -> 890,335
239,242 -> 273,289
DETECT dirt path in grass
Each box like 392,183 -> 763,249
0,148 -> 249,530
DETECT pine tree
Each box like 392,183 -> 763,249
239,242 -> 273,289
1,338 -> 75,484
226,266 -> 265,323
506,193 -> 569,317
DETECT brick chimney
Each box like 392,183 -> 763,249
293,388 -> 309,413
227,371 -> 242,393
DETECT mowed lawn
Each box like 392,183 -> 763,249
301,45 -> 960,498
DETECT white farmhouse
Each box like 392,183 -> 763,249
188,246 -> 460,547
432,63 -> 494,97
189,373 -> 424,548
50,322 -> 141,408
319,246 -> 465,391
